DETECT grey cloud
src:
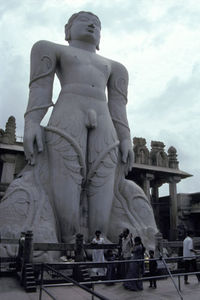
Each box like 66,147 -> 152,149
167,4 -> 200,29
135,64 -> 200,121
0,0 -> 20,18
131,64 -> 200,193
0,51 -> 28,137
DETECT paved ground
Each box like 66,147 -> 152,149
1,275 -> 200,300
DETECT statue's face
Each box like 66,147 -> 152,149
70,12 -> 101,47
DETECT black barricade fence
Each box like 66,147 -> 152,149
2,231 -> 200,300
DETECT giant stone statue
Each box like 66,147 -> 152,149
0,12 -> 157,260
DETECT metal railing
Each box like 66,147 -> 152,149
38,255 -> 200,300
39,263 -> 109,300
1,233 -> 200,300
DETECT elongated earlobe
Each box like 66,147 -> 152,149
64,24 -> 71,42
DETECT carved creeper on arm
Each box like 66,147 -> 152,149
23,41 -> 56,165
108,60 -> 134,175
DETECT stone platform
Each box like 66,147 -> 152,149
1,275 -> 200,300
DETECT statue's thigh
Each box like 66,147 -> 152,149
87,119 -> 118,219
46,128 -> 87,205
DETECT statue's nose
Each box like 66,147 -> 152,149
88,23 -> 95,28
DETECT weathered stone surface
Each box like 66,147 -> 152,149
0,116 -> 16,144
150,141 -> 169,167
133,137 -> 150,164
0,12 -> 157,259
168,146 -> 179,169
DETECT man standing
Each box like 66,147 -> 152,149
121,228 -> 133,277
183,230 -> 200,284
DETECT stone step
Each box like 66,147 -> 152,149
26,272 -> 34,276
25,266 -> 33,270
25,286 -> 37,293
26,276 -> 35,280
26,280 -> 36,286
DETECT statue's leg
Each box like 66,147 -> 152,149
87,115 -> 119,238
45,125 -> 87,242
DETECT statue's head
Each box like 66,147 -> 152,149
65,11 -> 101,50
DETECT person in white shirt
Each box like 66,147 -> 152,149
91,230 -> 105,276
183,230 -> 200,284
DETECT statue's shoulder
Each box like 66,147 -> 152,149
31,40 -> 66,56
97,54 -> 128,77
109,59 -> 128,75
100,57 -> 128,81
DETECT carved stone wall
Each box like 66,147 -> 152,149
0,116 -> 26,199
133,137 -> 149,164
168,146 -> 179,169
150,141 -> 169,167
0,116 -> 16,144
133,138 -> 179,169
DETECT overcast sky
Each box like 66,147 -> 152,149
0,0 -> 199,196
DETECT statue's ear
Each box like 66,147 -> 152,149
96,43 -> 100,51
64,25 -> 71,42
65,32 -> 70,42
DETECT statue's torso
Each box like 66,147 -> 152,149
55,45 -> 112,100
48,44 -> 114,129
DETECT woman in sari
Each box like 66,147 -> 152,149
123,236 -> 145,291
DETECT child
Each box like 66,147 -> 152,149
149,250 -> 157,289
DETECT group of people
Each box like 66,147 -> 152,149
91,228 -> 158,291
121,228 -> 157,291
89,228 -> 200,292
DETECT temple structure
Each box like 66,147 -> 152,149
128,137 -> 192,239
0,116 -> 26,198
0,116 -> 196,240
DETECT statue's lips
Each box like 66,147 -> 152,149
87,29 -> 94,33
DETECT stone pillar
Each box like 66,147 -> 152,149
151,183 -> 159,219
141,173 -> 154,201
17,232 -> 26,271
73,233 -> 84,281
75,233 -> 84,262
151,181 -> 163,229
168,176 -> 181,240
0,154 -> 16,183
23,231 -> 33,264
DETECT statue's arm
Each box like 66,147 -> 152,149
107,61 -> 134,174
24,40 -> 57,165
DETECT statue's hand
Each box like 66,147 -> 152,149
120,139 -> 134,175
24,120 -> 43,166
